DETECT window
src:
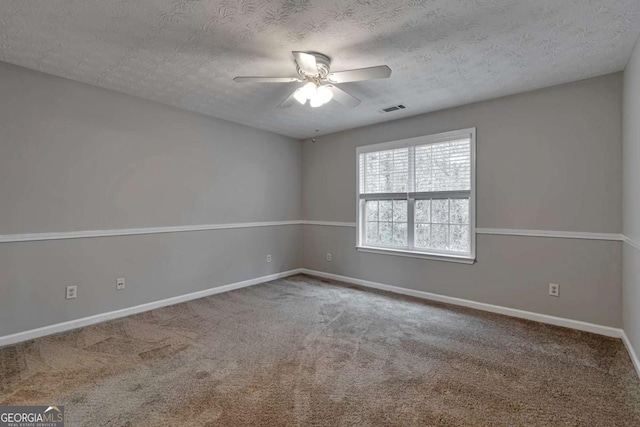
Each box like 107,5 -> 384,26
356,128 -> 476,263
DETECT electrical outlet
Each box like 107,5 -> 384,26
549,283 -> 560,297
266,254 -> 272,263
116,277 -> 126,290
326,253 -> 332,262
66,285 -> 77,300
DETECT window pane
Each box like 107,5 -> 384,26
365,152 -> 379,193
415,224 -> 431,248
431,199 -> 449,224
366,201 -> 379,221
393,200 -> 407,221
362,148 -> 409,194
415,139 -> 471,192
379,222 -> 393,245
380,150 -> 393,192
415,200 -> 430,223
359,154 -> 364,193
364,199 -> 408,248
379,201 -> 393,221
393,223 -> 407,246
432,224 -> 449,249
412,197 -> 471,254
450,225 -> 470,253
450,198 -> 469,224
366,222 -> 379,244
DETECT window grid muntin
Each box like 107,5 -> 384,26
361,195 -> 471,256
364,199 -> 408,248
413,196 -> 471,254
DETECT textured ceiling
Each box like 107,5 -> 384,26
1,0 -> 639,139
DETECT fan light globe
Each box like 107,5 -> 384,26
301,82 -> 317,99
292,82 -> 336,108
309,97 -> 323,108
293,88 -> 307,105
316,85 -> 333,104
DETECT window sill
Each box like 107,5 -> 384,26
355,246 -> 475,264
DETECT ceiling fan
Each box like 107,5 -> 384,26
233,51 -> 391,108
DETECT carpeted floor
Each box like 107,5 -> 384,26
1,274 -> 639,426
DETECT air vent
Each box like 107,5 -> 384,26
380,104 -> 407,113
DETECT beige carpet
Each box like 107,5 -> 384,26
1,274 -> 639,426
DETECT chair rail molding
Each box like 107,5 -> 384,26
0,221 -> 625,243
0,220 -> 302,243
624,236 -> 640,251
300,221 -> 623,242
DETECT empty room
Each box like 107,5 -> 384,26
1,1 -> 640,426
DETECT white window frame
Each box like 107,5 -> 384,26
355,128 -> 476,264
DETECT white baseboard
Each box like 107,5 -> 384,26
621,331 -> 640,379
300,269 -> 623,338
2,267 -> 638,381
0,268 -> 303,348
3,266 -> 636,380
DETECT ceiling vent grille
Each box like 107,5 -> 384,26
380,104 -> 406,113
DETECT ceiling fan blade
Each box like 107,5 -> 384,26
278,89 -> 299,108
234,76 -> 301,83
292,51 -> 318,75
327,65 -> 392,83
328,85 -> 361,108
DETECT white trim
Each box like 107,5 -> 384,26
359,190 -> 471,199
301,221 -> 356,228
0,269 -> 303,347
622,331 -> 640,379
300,269 -> 623,338
355,246 -> 474,264
2,267 -> 636,379
355,127 -> 477,261
624,235 -> 640,251
302,221 -> 356,227
477,228 -> 623,241
355,127 -> 478,154
470,128 -> 477,261
0,221 -> 302,243
0,221 -> 626,244
300,222 -> 623,242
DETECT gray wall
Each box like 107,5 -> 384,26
624,37 -> 640,357
301,74 -> 623,327
0,60 -> 627,338
0,62 -> 302,336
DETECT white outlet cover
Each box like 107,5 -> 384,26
327,253 -> 332,261
549,283 -> 560,297
266,254 -> 271,263
66,285 -> 77,299
116,278 -> 126,290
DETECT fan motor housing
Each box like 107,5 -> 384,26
297,52 -> 331,79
